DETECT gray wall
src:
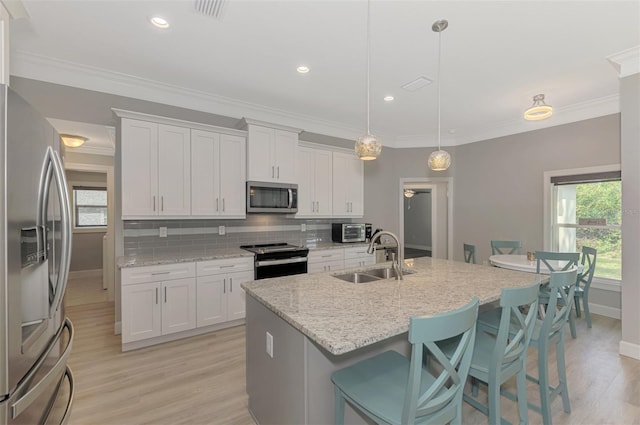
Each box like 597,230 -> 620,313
403,192 -> 432,250
66,170 -> 107,272
453,114 -> 620,265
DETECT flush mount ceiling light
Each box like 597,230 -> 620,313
383,95 -> 394,102
427,19 -> 452,172
150,16 -> 170,29
354,0 -> 382,161
60,134 -> 88,148
297,65 -> 310,74
404,189 -> 416,198
524,94 -> 553,121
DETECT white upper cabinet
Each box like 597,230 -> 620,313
297,146 -> 333,217
158,124 -> 191,216
121,119 -> 158,217
332,152 -> 364,217
191,129 -> 246,218
241,119 -> 301,184
121,119 -> 190,218
116,110 -> 248,220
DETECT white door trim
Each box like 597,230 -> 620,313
399,177 -> 453,260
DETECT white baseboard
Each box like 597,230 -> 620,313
68,269 -> 102,280
619,340 -> 640,360
114,321 -> 121,335
404,244 -> 432,251
589,303 -> 621,320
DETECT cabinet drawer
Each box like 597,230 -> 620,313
122,262 -> 196,286
197,257 -> 254,277
308,249 -> 343,263
344,246 -> 374,259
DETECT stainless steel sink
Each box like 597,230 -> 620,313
332,272 -> 382,283
332,267 -> 416,283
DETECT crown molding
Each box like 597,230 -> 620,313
390,94 -> 620,148
12,50 -> 621,150
11,51 -> 360,139
607,46 -> 640,78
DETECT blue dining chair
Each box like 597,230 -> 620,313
331,297 -> 479,425
454,281 -> 540,425
477,270 -> 577,425
463,243 -> 476,264
573,246 -> 597,328
490,240 -> 522,255
535,251 -> 580,339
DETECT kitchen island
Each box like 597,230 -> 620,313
242,257 -> 543,425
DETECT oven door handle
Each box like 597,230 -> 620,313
256,257 -> 308,267
288,188 -> 293,209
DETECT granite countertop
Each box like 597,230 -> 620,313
241,257 -> 544,356
117,247 -> 254,268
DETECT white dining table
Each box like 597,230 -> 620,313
489,254 -> 583,274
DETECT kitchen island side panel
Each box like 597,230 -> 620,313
246,296 -> 307,424
246,295 -> 410,425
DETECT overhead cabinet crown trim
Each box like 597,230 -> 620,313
112,108 -> 247,137
237,117 -> 303,134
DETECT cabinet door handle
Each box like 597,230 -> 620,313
316,201 -> 319,212
152,271 -> 170,275
230,277 -> 233,292
155,288 -> 158,304
223,278 -> 226,294
222,198 -> 225,212
216,198 -> 219,212
277,166 -> 280,179
161,196 -> 164,212
220,264 -> 235,269
153,196 -> 156,212
164,286 -> 167,303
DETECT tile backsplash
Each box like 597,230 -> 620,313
123,215 -> 354,257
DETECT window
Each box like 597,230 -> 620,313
551,171 -> 621,280
73,186 -> 107,228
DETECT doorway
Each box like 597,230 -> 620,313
399,178 -> 453,260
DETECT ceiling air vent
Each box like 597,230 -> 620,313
195,0 -> 227,19
401,76 -> 433,92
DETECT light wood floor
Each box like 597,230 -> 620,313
66,302 -> 639,425
66,274 -> 109,306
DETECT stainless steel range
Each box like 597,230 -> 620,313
241,243 -> 309,279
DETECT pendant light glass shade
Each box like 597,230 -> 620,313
428,19 -> 451,171
524,94 -> 553,121
355,0 -> 381,160
427,149 -> 451,171
355,134 -> 382,160
404,189 -> 416,198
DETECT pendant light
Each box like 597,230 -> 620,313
524,94 -> 553,120
404,189 -> 416,198
427,19 -> 451,171
354,0 -> 382,161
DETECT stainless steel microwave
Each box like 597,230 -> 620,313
247,181 -> 298,213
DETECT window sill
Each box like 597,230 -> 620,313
73,227 -> 108,234
591,278 -> 621,293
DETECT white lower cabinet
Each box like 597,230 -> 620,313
121,263 -> 197,344
343,246 -> 376,268
196,257 -> 254,327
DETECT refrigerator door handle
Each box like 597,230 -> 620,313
58,367 -> 75,425
47,148 -> 72,317
11,318 -> 74,420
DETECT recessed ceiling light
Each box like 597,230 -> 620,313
150,16 -> 170,29
297,66 -> 310,74
383,95 -> 394,102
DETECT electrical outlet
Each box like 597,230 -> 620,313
266,332 -> 273,358
301,223 -> 306,232
159,227 -> 168,238
218,225 -> 226,235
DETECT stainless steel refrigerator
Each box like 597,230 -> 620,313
0,85 -> 75,424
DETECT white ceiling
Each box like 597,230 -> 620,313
9,0 -> 640,149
